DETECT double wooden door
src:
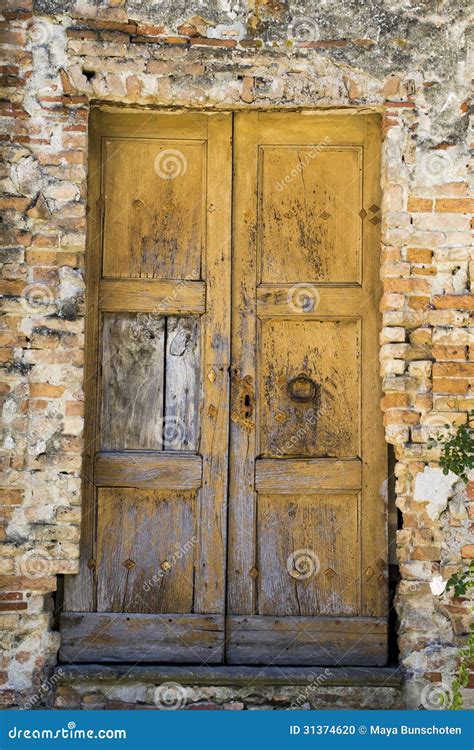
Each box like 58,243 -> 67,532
61,110 -> 387,666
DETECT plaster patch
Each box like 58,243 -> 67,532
413,466 -> 458,520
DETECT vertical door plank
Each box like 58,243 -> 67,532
227,113 -> 260,616
361,115 -> 387,617
194,114 -> 232,615
63,108 -> 102,612
164,317 -> 200,451
100,313 -> 165,450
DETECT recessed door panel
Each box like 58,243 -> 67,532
257,493 -> 359,616
259,319 -> 360,458
260,146 -> 362,284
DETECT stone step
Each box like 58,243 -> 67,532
51,665 -> 405,710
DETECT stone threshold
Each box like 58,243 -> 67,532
55,665 -> 404,688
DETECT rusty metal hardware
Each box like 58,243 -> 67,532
286,374 -> 319,403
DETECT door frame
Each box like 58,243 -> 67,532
60,106 -> 389,668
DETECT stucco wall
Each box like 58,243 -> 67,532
0,0 -> 473,709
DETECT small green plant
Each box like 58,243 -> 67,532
445,562 -> 474,710
428,413 -> 474,482
428,417 -> 474,709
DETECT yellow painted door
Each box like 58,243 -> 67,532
226,113 -> 387,665
61,111 -> 387,666
61,110 -> 232,662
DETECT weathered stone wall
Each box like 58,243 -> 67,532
0,0 -> 472,710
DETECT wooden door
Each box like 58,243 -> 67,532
61,110 -> 387,667
60,110 -> 232,662
227,113 -> 387,665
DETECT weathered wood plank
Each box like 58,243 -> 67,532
226,616 -> 387,666
98,279 -> 206,315
360,115 -> 388,618
100,313 -> 165,450
96,488 -> 196,613
257,493 -> 359,616
59,613 -> 224,663
94,452 -> 202,489
63,108 -> 102,612
227,113 -> 260,616
255,459 -> 362,493
164,317 -> 200,451
256,285 -> 363,318
194,114 -> 232,614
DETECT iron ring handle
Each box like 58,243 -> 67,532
286,374 -> 319,403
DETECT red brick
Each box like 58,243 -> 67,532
433,294 -> 474,310
408,197 -> 433,212
435,198 -> 474,213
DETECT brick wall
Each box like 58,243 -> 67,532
0,0 -> 472,710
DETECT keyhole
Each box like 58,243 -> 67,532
244,394 -> 251,418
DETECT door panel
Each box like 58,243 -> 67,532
257,493 -> 359,616
96,488 -> 196,613
259,319 -> 360,458
103,138 -> 205,279
228,112 -> 387,665
100,313 -> 166,451
260,146 -> 362,283
61,110 -> 231,663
